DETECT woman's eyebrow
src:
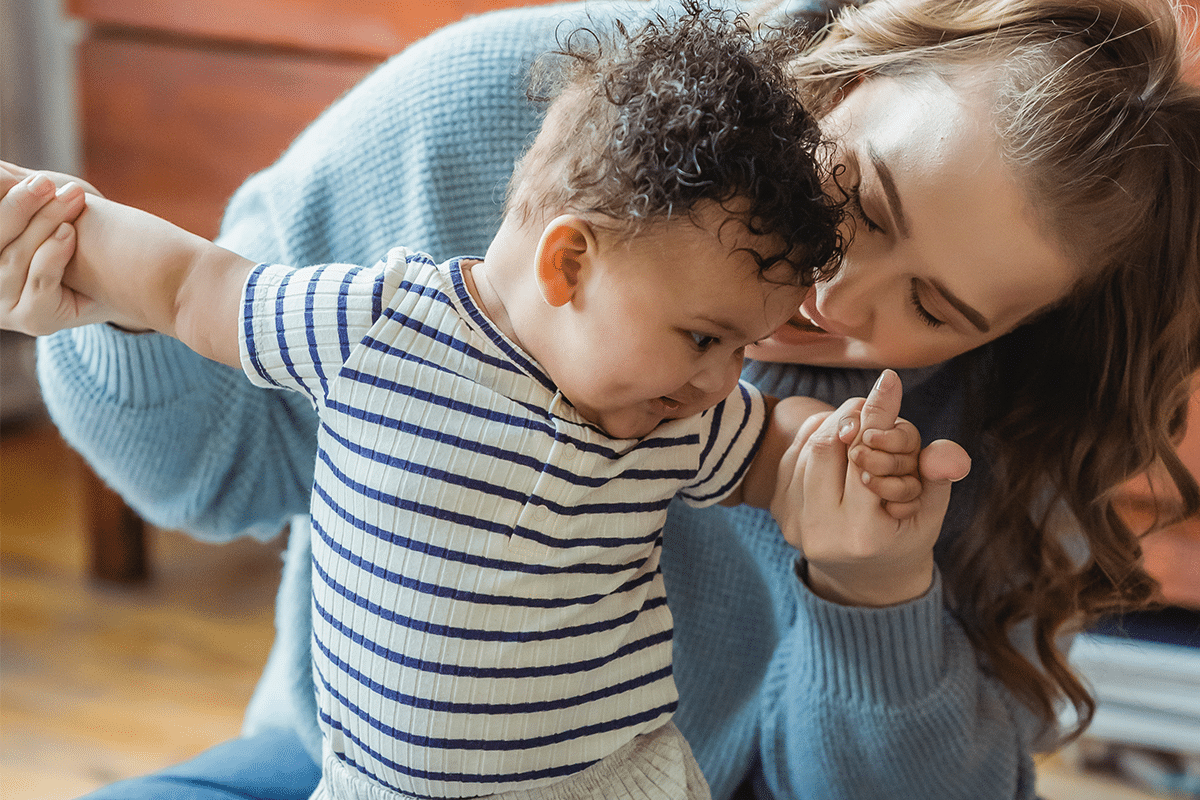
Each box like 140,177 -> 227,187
868,145 -> 911,239
928,278 -> 992,333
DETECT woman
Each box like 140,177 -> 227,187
9,0 -> 1198,797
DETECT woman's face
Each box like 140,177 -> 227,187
747,72 -> 1080,369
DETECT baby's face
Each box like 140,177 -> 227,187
543,208 -> 805,440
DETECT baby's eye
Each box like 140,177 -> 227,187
690,332 -> 718,351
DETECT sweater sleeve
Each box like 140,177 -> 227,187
663,502 -> 1047,800
755,568 -> 1042,800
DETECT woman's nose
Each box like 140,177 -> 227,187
817,264 -> 875,336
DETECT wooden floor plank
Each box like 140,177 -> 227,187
1,421 -> 281,798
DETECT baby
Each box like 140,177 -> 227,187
0,5 -> 949,800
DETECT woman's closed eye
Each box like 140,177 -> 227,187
689,332 -> 719,351
848,184 -> 883,234
909,279 -> 946,328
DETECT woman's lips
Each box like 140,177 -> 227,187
765,314 -> 830,346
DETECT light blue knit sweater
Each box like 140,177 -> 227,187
36,3 -> 1044,797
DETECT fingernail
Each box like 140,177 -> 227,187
26,173 -> 54,196
56,181 -> 80,199
839,416 -> 856,437
54,222 -> 73,240
861,470 -> 871,485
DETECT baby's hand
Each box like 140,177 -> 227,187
842,370 -> 971,521
1,164 -> 93,335
837,370 -> 923,519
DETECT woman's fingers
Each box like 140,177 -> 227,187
1,177 -> 88,333
859,369 -> 902,433
919,438 -> 972,484
21,222 -> 86,326
0,172 -> 57,246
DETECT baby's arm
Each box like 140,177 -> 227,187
0,163 -> 254,367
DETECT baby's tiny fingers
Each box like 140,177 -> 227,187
850,444 -> 918,478
861,420 -> 921,453
861,472 -> 921,503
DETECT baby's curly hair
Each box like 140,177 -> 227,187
507,1 -> 844,284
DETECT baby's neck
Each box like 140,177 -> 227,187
461,221 -> 546,361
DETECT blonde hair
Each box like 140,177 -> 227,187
776,0 -> 1200,741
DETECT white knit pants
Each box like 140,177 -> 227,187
309,722 -> 711,800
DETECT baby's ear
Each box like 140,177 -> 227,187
535,215 -> 592,307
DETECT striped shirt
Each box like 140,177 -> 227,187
239,248 -> 767,798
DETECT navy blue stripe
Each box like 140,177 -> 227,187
328,388 -> 700,462
313,555 -> 668,643
319,430 -> 673,524
304,264 -> 331,397
688,383 -> 763,503
322,411 -> 694,488
371,265 -> 386,323
317,688 -> 674,783
242,266 -> 278,387
448,258 -> 557,394
274,269 -> 308,394
373,307 -> 526,378
334,368 -> 553,430
334,266 -> 354,365
313,516 -> 657,608
311,587 -> 671,679
313,629 -> 672,715
312,479 -> 642,576
320,688 -> 673,755
319,705 -> 610,789
695,399 -> 724,473
326,377 -> 697,462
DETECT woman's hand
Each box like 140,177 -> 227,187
0,162 -> 106,335
771,371 -> 971,607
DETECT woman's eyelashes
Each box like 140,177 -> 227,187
909,280 -> 946,328
848,184 -> 883,234
689,332 -> 718,351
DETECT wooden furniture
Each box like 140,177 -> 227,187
69,0 -> 1200,601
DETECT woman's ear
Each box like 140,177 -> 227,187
535,215 -> 594,307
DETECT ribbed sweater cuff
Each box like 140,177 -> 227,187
44,324 -> 217,408
791,560 -> 946,706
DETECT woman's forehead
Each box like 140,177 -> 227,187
830,73 -> 1081,325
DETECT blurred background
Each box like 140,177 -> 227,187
1,1 -> 1198,798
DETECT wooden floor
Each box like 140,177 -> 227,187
1,420 -> 282,798
0,420 -> 1169,800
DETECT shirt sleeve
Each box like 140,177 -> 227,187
677,380 -> 768,507
240,251 -> 410,404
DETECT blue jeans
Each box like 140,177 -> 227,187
78,728 -> 320,800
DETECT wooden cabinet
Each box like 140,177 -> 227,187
69,0 -> 557,240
